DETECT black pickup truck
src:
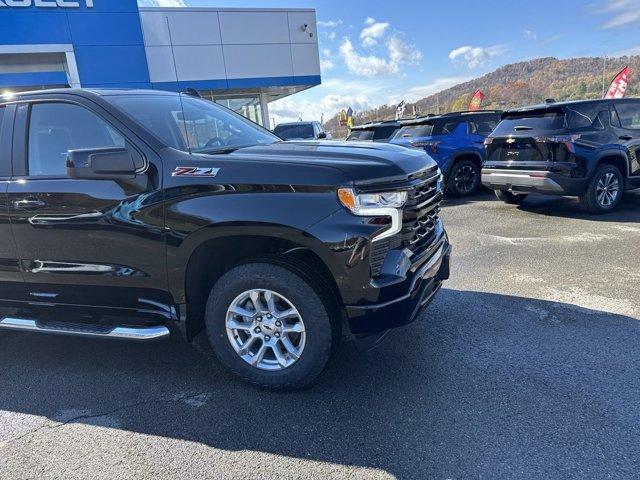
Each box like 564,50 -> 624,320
0,89 -> 450,389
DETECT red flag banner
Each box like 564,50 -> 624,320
469,89 -> 485,111
604,66 -> 631,99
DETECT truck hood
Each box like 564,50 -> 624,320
229,141 -> 436,183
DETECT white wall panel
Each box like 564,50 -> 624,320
164,11 -> 222,46
291,43 -> 320,77
218,12 -> 290,45
140,12 -> 170,46
144,46 -> 177,82
173,45 -> 226,81
223,44 -> 293,79
288,11 -> 317,44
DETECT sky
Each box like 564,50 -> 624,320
139,0 -> 640,124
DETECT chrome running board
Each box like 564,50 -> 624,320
0,317 -> 170,341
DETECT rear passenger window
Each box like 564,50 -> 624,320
28,103 -> 125,177
615,102 -> 640,130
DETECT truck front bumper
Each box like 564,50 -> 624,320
344,236 -> 451,337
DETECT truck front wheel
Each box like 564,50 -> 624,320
205,260 -> 337,390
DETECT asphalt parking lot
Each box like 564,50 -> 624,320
1,190 -> 639,480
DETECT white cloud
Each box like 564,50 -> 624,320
326,31 -> 336,40
523,29 -> 537,40
360,20 -> 390,47
448,44 -> 508,69
138,0 -> 186,6
320,59 -> 335,71
364,17 -> 376,25
340,36 -> 422,77
317,19 -> 343,28
611,45 -> 640,56
388,36 -> 422,64
270,93 -> 372,125
595,0 -> 640,28
340,38 -> 399,76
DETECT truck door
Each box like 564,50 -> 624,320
0,103 -> 24,304
6,97 -> 171,318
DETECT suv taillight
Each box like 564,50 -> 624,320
534,134 -> 581,154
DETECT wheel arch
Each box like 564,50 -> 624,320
179,227 -> 342,341
595,151 -> 629,180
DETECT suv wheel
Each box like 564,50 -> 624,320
579,164 -> 624,214
446,160 -> 480,197
205,260 -> 337,389
495,189 -> 528,205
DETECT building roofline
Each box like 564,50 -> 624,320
139,7 -> 316,13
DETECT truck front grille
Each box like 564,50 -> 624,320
401,171 -> 443,258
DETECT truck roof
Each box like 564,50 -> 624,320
506,97 -> 640,113
399,109 -> 502,126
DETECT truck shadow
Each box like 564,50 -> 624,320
0,288 -> 639,478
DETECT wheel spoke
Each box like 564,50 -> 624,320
271,345 -> 288,368
226,318 -> 252,331
237,336 -> 257,356
282,322 -> 305,334
264,290 -> 277,314
281,335 -> 301,360
250,342 -> 268,365
275,308 -> 299,320
249,291 -> 263,312
228,305 -> 255,319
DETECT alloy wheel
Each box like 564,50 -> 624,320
454,165 -> 478,194
225,289 -> 306,371
595,172 -> 620,207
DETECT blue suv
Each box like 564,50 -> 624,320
390,110 -> 502,196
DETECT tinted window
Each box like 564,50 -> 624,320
394,124 -> 434,139
274,124 -> 315,140
347,129 -> 374,141
615,102 -> 640,130
468,115 -> 499,135
372,126 -> 399,140
562,102 -> 608,130
109,94 -> 277,153
28,103 -> 125,177
493,109 -> 566,136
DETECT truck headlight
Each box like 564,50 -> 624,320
337,188 -> 407,241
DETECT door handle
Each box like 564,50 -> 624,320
619,135 -> 633,141
13,199 -> 46,210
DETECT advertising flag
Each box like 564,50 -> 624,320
346,107 -> 354,128
604,66 -> 631,99
468,89 -> 485,111
395,100 -> 406,120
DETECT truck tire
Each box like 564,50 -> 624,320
445,160 -> 480,197
494,189 -> 528,204
579,164 -> 623,214
205,260 -> 337,390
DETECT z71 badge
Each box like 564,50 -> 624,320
172,167 -> 220,177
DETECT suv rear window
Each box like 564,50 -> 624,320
274,124 -> 314,140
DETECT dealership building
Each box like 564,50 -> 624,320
0,0 -> 321,128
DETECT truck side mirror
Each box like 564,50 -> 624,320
317,132 -> 327,139
67,147 -> 137,180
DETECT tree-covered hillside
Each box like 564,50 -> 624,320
325,56 -> 640,138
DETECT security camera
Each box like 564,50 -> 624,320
301,23 -> 308,32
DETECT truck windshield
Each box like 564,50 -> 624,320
107,94 -> 279,153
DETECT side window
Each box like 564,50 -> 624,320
470,118 -> 499,135
563,102 -> 609,131
28,102 -> 126,177
614,102 -> 640,130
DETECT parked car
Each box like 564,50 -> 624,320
273,121 -> 329,140
346,120 -> 401,142
390,110 -> 502,197
0,89 -> 451,389
482,99 -> 640,213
